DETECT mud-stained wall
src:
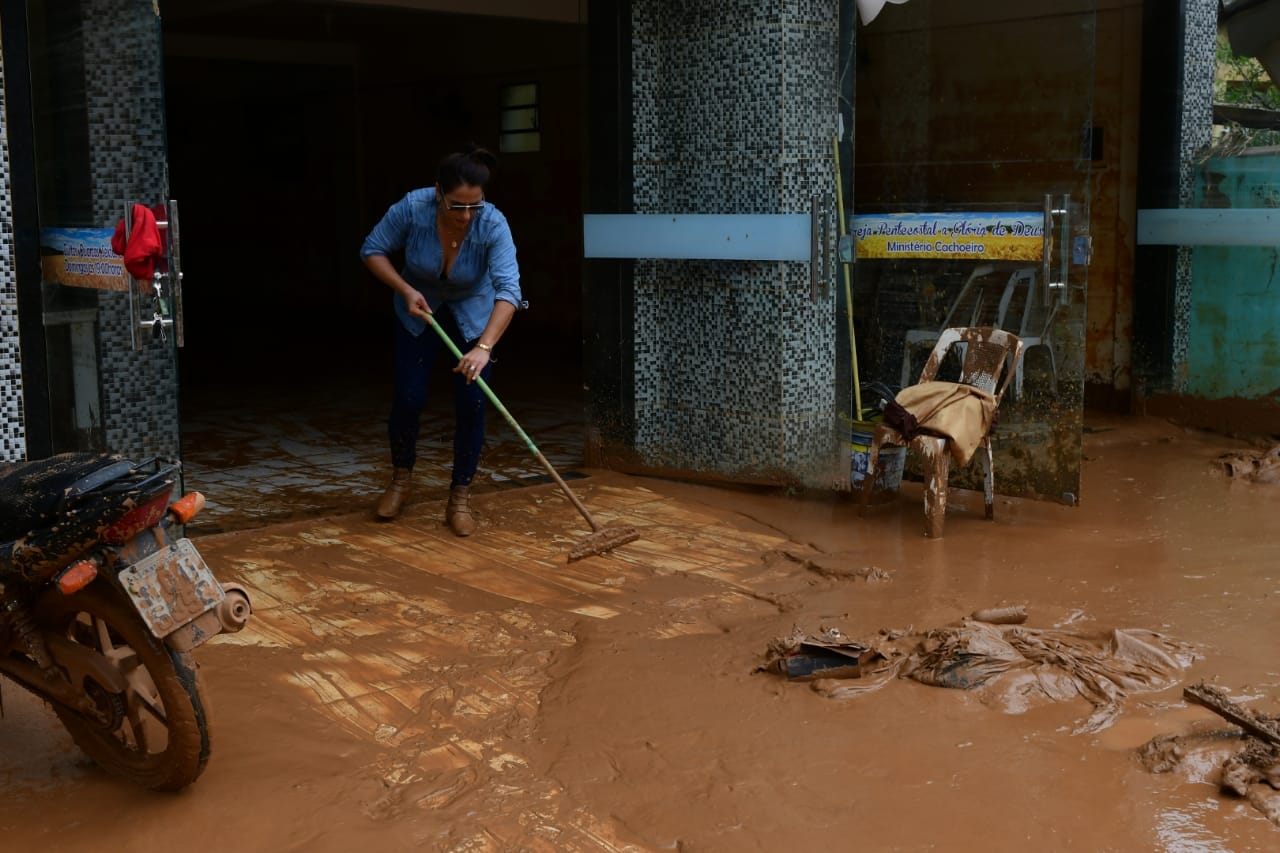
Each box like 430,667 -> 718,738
628,0 -> 844,486
1187,155 -> 1280,399
1085,1 -> 1143,405
1087,0 -> 1217,407
0,34 -> 27,463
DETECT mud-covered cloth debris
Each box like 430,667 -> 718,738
1139,684 -> 1280,827
760,612 -> 1195,731
757,625 -> 891,681
1215,444 -> 1280,483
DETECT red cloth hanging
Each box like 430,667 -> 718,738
111,203 -> 164,280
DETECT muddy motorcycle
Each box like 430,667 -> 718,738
0,454 -> 251,790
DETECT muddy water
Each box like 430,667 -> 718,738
1,416 -> 1278,851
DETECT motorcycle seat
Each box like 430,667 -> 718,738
0,453 -> 125,543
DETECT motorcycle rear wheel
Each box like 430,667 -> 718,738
43,582 -> 211,791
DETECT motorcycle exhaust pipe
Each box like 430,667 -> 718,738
215,583 -> 252,633
165,582 -> 254,652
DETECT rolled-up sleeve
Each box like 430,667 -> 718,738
360,193 -> 412,258
485,213 -> 522,308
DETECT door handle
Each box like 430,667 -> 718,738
125,200 -> 185,350
167,199 -> 186,348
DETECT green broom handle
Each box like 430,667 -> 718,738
423,312 -> 603,530
834,136 -> 865,422
422,313 -> 537,452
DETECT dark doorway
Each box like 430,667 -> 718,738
161,2 -> 588,530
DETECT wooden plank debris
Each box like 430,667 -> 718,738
1184,682 -> 1280,748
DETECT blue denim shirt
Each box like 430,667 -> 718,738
360,187 -> 522,341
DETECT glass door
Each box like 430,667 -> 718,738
23,0 -> 181,465
852,0 -> 1096,502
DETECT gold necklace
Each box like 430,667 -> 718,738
440,216 -> 464,249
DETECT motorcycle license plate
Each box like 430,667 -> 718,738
118,538 -> 225,638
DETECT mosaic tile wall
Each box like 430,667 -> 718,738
83,0 -> 177,460
0,36 -> 27,463
631,0 -> 843,485
1172,0 -> 1218,392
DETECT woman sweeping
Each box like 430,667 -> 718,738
360,145 -> 522,534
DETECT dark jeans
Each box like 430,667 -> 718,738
388,308 -> 491,486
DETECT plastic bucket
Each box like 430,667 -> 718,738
850,425 -> 905,494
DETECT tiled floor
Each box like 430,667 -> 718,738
180,371 -> 587,534
198,472 -> 796,847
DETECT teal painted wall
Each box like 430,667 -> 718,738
1188,154 -> 1280,399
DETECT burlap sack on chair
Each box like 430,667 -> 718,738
891,380 -> 998,466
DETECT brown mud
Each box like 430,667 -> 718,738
1,414 -> 1279,851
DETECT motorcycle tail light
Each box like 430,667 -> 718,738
169,491 -> 206,524
57,560 -> 98,595
102,493 -> 172,543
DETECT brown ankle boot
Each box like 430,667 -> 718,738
446,485 -> 476,537
376,468 -> 412,520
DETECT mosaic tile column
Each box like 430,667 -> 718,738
1172,0 -> 1218,392
0,35 -> 27,463
83,0 -> 177,460
631,0 -> 842,486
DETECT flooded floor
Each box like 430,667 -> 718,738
177,368 -> 586,534
1,392 -> 1278,851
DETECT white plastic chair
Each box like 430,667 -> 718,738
900,264 -> 1001,387
995,266 -> 1058,400
864,327 -> 1025,538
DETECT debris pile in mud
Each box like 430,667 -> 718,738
760,609 -> 1195,732
1139,684 -> 1280,826
1215,445 -> 1280,483
759,625 -> 888,681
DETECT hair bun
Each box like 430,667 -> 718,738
465,144 -> 498,171
438,145 -> 497,190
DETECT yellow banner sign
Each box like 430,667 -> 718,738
853,213 -> 1045,261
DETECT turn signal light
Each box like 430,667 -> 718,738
58,560 -> 98,595
169,491 -> 206,523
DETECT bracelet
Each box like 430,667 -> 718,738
477,343 -> 492,352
